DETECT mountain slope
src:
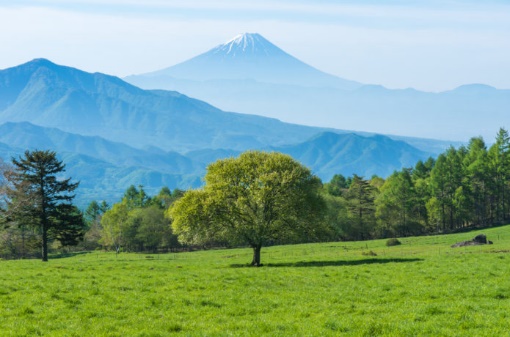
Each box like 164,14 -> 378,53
0,58 -> 335,152
276,132 -> 429,179
0,122 -> 200,174
0,122 -> 204,206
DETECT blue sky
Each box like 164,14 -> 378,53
1,0 -> 509,91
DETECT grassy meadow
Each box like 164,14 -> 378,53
1,226 -> 510,336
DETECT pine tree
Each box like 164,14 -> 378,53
6,150 -> 82,261
346,175 -> 376,240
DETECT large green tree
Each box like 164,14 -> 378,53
168,151 -> 327,266
3,150 -> 81,261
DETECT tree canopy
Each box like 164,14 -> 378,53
168,151 -> 327,266
99,185 -> 179,253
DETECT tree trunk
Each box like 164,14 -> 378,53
42,222 -> 48,262
251,244 -> 262,267
21,225 -> 26,259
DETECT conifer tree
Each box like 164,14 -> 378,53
5,150 -> 82,261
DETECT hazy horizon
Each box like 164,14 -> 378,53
1,0 -> 509,92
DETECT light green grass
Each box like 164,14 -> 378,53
1,226 -> 510,336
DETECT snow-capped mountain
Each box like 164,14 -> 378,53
126,33 -> 361,89
125,33 -> 510,142
213,33 -> 282,57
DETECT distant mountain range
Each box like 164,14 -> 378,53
126,33 -> 510,142
0,122 -> 428,207
0,57 -> 442,206
0,58 -> 329,152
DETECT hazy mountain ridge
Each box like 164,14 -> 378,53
0,59 -> 330,152
0,121 -> 431,206
0,122 -> 200,174
275,132 -> 429,179
126,33 -> 510,142
0,123 -> 204,206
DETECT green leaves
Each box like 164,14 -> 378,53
169,151 -> 327,265
100,186 -> 181,252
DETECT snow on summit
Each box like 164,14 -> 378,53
211,33 -> 283,58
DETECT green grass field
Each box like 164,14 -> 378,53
1,226 -> 510,336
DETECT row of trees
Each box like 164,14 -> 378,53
325,129 -> 510,240
97,185 -> 183,253
1,129 -> 509,264
0,149 -> 185,260
83,153 -> 328,266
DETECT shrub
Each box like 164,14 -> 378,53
386,238 -> 401,247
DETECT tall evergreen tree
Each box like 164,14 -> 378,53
463,137 -> 490,225
345,175 -> 376,240
429,147 -> 464,231
488,128 -> 510,223
5,150 -> 81,261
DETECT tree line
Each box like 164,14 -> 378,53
1,128 -> 509,262
324,128 -> 510,240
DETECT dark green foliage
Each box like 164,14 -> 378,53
123,185 -> 151,209
325,128 -> 510,241
325,174 -> 349,196
152,187 -> 184,209
50,204 -> 85,247
376,169 -> 425,238
345,175 -> 377,240
1,150 -> 83,261
386,238 -> 402,246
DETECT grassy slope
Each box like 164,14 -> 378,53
1,226 -> 510,336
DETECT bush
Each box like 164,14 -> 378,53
386,238 -> 401,247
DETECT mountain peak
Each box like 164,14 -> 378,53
211,33 -> 283,58
29,58 -> 55,65
6,58 -> 58,71
451,83 -> 497,94
226,32 -> 262,44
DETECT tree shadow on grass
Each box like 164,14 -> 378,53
230,258 -> 423,268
